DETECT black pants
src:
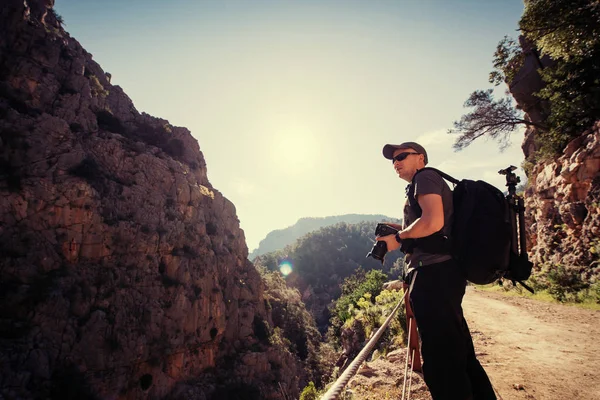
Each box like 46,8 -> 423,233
408,259 -> 496,400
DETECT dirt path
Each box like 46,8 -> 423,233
463,287 -> 600,400
346,287 -> 600,400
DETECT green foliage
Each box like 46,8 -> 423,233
520,0 -> 600,61
299,382 -> 318,400
89,75 -> 108,97
361,290 -> 405,346
258,221 -> 402,291
522,0 -> 600,154
250,214 -> 399,260
452,0 -> 600,157
333,269 -> 387,324
338,288 -> 407,354
258,267 -> 329,387
254,221 -> 403,331
544,264 -> 589,303
489,36 -> 525,86
535,57 -> 600,152
328,269 -> 391,348
590,282 -> 600,304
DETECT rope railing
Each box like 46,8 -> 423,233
320,294 -> 406,400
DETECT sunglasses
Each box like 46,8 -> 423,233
392,152 -> 420,163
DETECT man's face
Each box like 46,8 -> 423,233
392,147 -> 424,182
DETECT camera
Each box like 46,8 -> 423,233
366,223 -> 399,263
498,165 -> 520,186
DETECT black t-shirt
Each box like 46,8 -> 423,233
403,169 -> 454,270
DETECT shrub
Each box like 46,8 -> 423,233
546,264 -> 589,302
332,269 -> 387,325
299,382 -> 318,400
590,282 -> 600,304
89,75 -> 108,97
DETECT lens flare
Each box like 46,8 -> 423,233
279,261 -> 293,276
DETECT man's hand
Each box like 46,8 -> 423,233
376,233 -> 401,252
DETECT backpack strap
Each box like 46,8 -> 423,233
414,167 -> 460,186
404,167 -> 454,255
407,167 -> 460,215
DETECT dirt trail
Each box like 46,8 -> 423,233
463,287 -> 600,400
346,287 -> 600,400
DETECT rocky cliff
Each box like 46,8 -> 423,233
524,124 -> 600,279
0,1 -> 300,399
509,39 -> 600,281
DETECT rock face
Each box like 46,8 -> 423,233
524,124 -> 600,278
507,38 -> 600,280
0,1 -> 299,399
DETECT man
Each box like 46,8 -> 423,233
376,142 -> 496,400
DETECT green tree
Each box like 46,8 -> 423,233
258,266 -> 327,386
451,0 -> 600,157
519,0 -> 600,61
489,36 -> 525,86
448,89 -> 540,151
254,221 -> 403,332
522,0 -> 600,153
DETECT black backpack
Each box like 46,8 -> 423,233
407,168 -> 532,287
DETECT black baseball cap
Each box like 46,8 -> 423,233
382,142 -> 428,165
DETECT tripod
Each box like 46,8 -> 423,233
499,166 -> 534,293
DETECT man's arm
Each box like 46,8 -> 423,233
398,193 -> 444,240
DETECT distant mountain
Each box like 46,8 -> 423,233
249,214 -> 401,260
253,221 -> 405,332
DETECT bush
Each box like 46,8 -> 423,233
546,265 -> 589,302
299,382 -> 318,400
590,282 -> 600,304
89,75 -> 108,97
347,289 -> 406,351
332,269 -> 387,326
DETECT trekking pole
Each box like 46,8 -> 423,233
401,271 -> 420,400
401,317 -> 413,400
407,348 -> 416,400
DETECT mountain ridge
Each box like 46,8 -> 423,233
250,213 -> 401,260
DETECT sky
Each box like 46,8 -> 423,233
55,0 -> 527,252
